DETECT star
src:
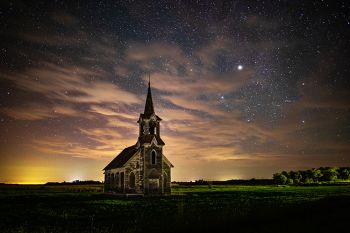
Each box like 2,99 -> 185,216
0,0 -> 349,184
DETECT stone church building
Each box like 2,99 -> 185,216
103,80 -> 173,195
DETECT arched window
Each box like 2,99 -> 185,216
150,121 -> 156,134
151,150 -> 156,165
116,172 -> 119,187
106,174 -> 110,185
120,172 -> 125,191
111,173 -> 115,187
109,174 -> 112,185
129,172 -> 135,189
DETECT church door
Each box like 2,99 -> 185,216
149,179 -> 159,194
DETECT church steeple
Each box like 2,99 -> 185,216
143,74 -> 154,118
138,74 -> 163,139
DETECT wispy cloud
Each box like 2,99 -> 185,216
1,7 -> 349,183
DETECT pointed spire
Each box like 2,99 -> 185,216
144,73 -> 154,117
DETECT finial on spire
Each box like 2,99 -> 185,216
144,72 -> 154,117
148,72 -> 151,87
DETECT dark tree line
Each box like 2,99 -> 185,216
273,167 -> 350,185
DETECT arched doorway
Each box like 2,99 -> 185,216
148,169 -> 159,194
129,172 -> 135,190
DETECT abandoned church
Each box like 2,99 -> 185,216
103,79 -> 173,195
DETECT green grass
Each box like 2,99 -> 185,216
1,184 -> 349,233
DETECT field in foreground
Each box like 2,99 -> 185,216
1,184 -> 350,233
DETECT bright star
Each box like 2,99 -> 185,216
237,65 -> 243,70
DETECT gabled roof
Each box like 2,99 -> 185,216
139,134 -> 165,145
103,145 -> 138,170
163,154 -> 174,168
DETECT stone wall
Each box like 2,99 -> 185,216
144,145 -> 163,195
104,151 -> 144,194
162,160 -> 171,194
124,151 -> 143,193
104,143 -> 172,195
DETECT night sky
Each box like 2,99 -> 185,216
1,0 -> 350,183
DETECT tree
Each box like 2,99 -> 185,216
305,178 -> 314,184
300,170 -> 312,183
311,168 -> 322,182
273,173 -> 287,185
292,171 -> 302,184
281,171 -> 289,179
339,169 -> 350,180
322,167 -> 338,181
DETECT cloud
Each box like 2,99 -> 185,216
28,126 -> 136,160
0,104 -> 53,120
146,70 -> 253,96
2,62 -> 140,109
0,103 -> 85,120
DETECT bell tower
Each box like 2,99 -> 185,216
137,75 -> 166,195
138,75 -> 161,138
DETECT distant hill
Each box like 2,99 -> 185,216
45,180 -> 102,185
173,179 -> 274,186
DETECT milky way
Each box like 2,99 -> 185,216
0,0 -> 349,183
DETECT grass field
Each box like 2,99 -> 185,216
1,184 -> 350,233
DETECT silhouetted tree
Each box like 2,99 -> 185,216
292,171 -> 302,184
281,171 -> 289,179
322,167 -> 338,181
273,167 -> 350,185
287,178 -> 294,185
311,168 -> 322,182
300,170 -> 312,183
273,173 -> 287,185
338,168 -> 350,180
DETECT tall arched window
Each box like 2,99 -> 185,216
107,174 -> 110,185
111,174 -> 115,188
150,121 -> 156,134
116,172 -> 119,187
129,172 -> 135,189
151,150 -> 156,165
